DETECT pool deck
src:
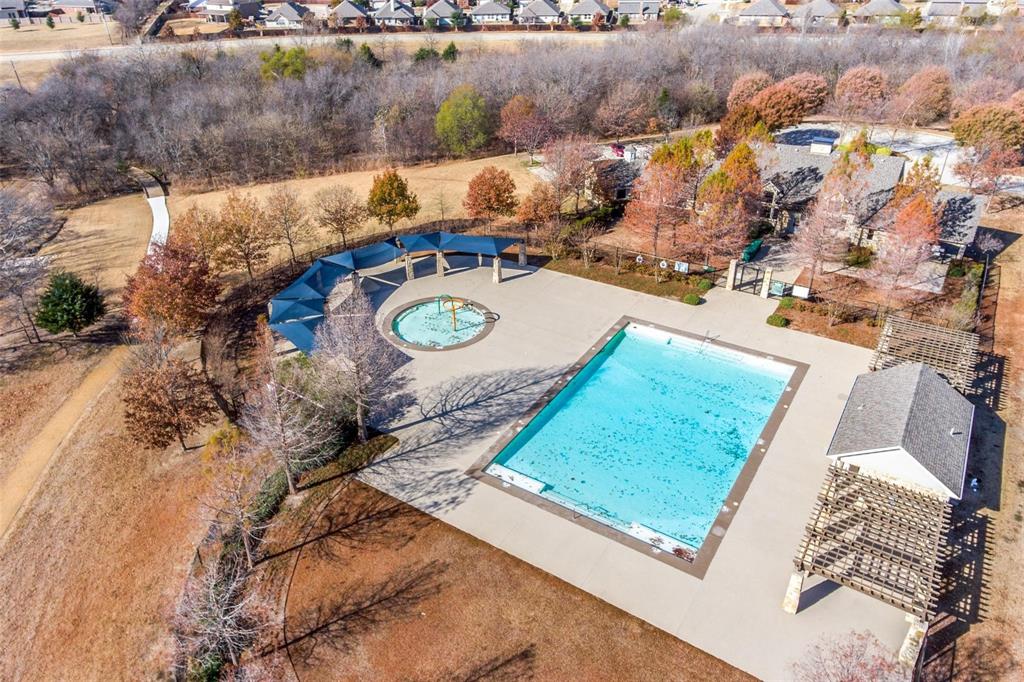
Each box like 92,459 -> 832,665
354,255 -> 906,680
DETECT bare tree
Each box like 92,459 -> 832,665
0,188 -> 53,342
314,186 -> 366,249
264,188 -> 312,264
174,560 -> 273,673
200,428 -> 273,570
311,285 -> 405,444
791,630 -> 904,682
113,0 -> 158,38
543,135 -> 596,214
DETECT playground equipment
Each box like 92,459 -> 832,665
437,294 -> 467,331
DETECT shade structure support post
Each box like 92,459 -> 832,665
405,254 -> 415,281
898,615 -> 928,667
782,570 -> 806,615
518,242 -> 527,266
436,250 -> 445,277
478,253 -> 483,266
492,256 -> 503,284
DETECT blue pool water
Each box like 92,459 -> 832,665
487,323 -> 793,553
392,299 -> 486,348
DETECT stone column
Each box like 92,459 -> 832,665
477,252 -> 483,267
436,250 -> 444,278
492,256 -> 503,284
898,615 -> 928,667
404,254 -> 414,281
759,267 -> 774,299
725,259 -> 738,291
782,570 -> 806,615
518,242 -> 527,266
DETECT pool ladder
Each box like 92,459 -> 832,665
698,330 -> 718,354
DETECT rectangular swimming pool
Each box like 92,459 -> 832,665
483,321 -> 795,558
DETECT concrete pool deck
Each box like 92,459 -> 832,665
351,254 -> 908,680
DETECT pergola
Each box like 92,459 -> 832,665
783,464 -> 951,666
870,316 -> 979,393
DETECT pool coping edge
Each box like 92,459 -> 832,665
464,314 -> 810,580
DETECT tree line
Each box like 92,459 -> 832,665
2,27 -> 1023,198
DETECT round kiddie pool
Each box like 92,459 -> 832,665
385,295 -> 496,351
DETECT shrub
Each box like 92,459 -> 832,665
778,296 -> 795,309
683,293 -> 702,305
35,270 -> 106,336
947,260 -> 966,278
767,313 -> 789,327
334,37 -> 354,52
845,245 -> 873,268
186,653 -> 223,682
248,469 -> 289,525
697,278 -> 713,291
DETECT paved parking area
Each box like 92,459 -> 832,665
354,255 -> 909,680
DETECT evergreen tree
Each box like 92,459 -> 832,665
34,271 -> 106,336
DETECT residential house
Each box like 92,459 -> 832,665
518,0 -> 561,23
373,0 -> 415,24
567,0 -> 610,23
423,0 -> 461,26
470,0 -> 512,23
757,140 -> 906,237
827,363 -> 974,499
264,1 -> 312,27
791,0 -> 842,27
331,0 -> 370,25
616,0 -> 660,21
51,0 -> 100,13
736,0 -> 790,26
203,0 -> 262,22
1,0 -> 26,19
923,0 -> 987,25
852,0 -> 907,24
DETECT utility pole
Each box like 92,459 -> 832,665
9,60 -> 23,90
100,10 -> 113,45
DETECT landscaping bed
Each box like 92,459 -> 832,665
540,254 -> 713,302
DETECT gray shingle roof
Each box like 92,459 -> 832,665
618,0 -> 660,15
827,363 -> 973,498
936,190 -> 986,247
856,0 -> 906,15
757,143 -> 906,222
471,0 -> 511,15
793,0 -> 841,18
374,0 -> 415,18
740,0 -> 790,16
568,0 -> 610,15
519,0 -> 560,16
925,1 -> 966,14
333,0 -> 369,18
268,1 -> 310,21
423,0 -> 459,18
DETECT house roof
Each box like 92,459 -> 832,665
757,143 -> 905,221
925,0 -> 967,14
374,0 -> 414,18
423,0 -> 459,18
936,190 -> 986,247
618,0 -> 660,13
333,0 -> 369,18
268,1 -> 310,21
855,0 -> 906,15
827,363 -> 974,498
740,0 -> 790,16
793,0 -> 841,18
471,0 -> 510,15
568,0 -> 610,15
519,0 -> 560,16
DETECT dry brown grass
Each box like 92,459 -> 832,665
277,481 -> 752,681
162,18 -> 230,37
0,58 -> 58,88
168,154 -> 540,266
0,375 -> 214,680
0,21 -> 123,55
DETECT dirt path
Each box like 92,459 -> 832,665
0,346 -> 126,541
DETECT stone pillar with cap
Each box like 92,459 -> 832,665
518,242 -> 527,266
405,254 -> 414,280
436,251 -> 444,277
782,570 -> 806,615
898,615 -> 928,667
760,267 -> 774,298
492,256 -> 503,284
725,259 -> 738,291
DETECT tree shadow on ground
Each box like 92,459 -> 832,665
280,560 -> 448,670
0,315 -> 125,374
429,644 -> 538,682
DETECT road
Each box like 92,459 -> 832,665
3,28 -> 624,62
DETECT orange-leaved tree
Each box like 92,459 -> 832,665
366,168 -> 420,236
463,166 -> 518,225
124,240 -> 221,338
872,194 -> 939,309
